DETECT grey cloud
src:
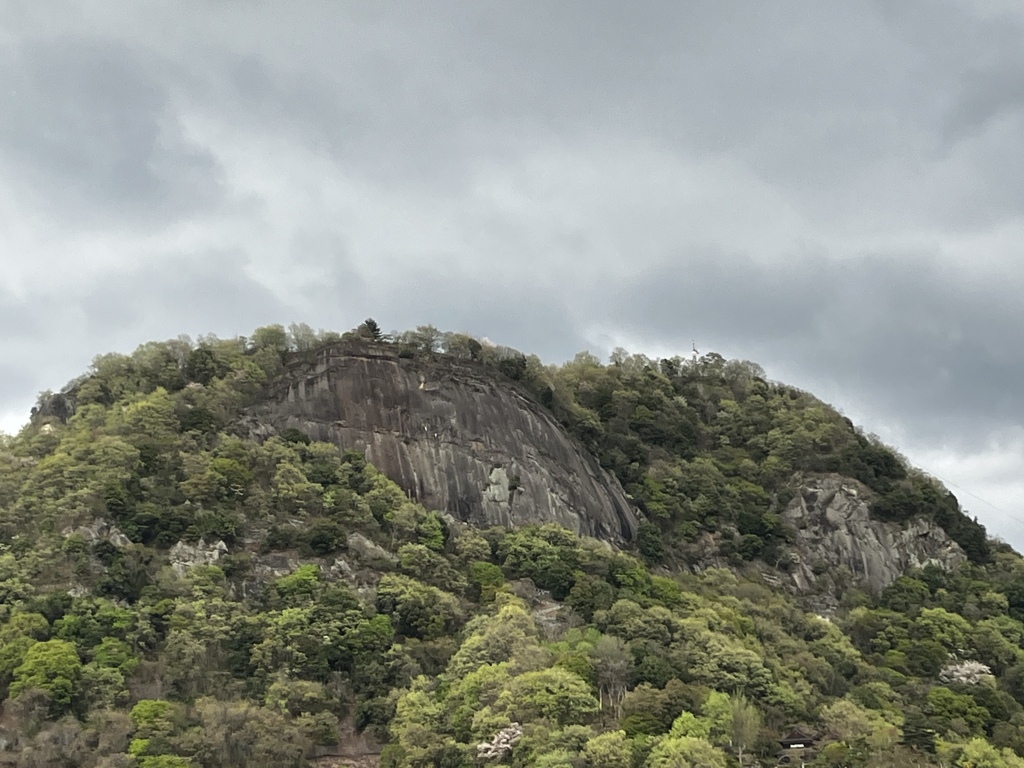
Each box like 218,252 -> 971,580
0,251 -> 292,425
2,1 -> 1024,540
0,364 -> 39,402
75,250 -> 292,340
0,38 -> 223,226
166,0 -> 1024,234
367,266 -> 589,364
0,291 -> 46,341
605,252 -> 1024,449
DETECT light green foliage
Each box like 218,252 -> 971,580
444,599 -> 542,678
728,693 -> 762,760
582,729 -> 633,768
90,637 -> 138,675
469,560 -> 506,602
10,639 -> 82,712
821,698 -> 901,751
130,699 -> 181,740
271,564 -> 321,603
916,607 -> 973,653
928,686 -> 990,738
265,675 -> 334,716
699,691 -> 732,744
1,325 -> 1023,766
389,679 -> 450,766
398,543 -> 464,592
442,662 -> 514,741
417,512 -> 445,551
0,612 -> 49,680
940,737 -> 1024,768
499,666 -> 599,726
272,460 -> 322,514
645,735 -> 727,768
668,711 -> 709,739
533,750 -> 577,768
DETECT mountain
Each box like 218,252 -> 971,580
2,321 -> 1024,768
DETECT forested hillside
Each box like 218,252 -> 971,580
3,322 -> 1024,768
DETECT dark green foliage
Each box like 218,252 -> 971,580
184,346 -> 222,386
302,519 -> 347,556
497,354 -> 528,381
636,520 -> 664,563
358,318 -> 383,341
178,405 -> 217,434
873,477 -> 990,564
281,428 -> 311,445
499,525 -> 581,599
0,324 -> 1016,767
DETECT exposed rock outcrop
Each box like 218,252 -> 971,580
168,539 -> 228,576
62,519 -> 133,549
346,532 -> 398,565
783,474 -> 966,594
247,343 -> 638,544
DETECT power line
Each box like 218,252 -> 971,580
920,467 -> 1024,529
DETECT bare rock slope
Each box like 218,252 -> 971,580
783,474 -> 966,594
249,343 -> 638,543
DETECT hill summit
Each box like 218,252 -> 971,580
2,321 -> 1023,768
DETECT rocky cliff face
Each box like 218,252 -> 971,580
247,343 -> 638,543
782,474 -> 966,594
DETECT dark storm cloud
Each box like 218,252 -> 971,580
3,1 -> 1024,539
607,252 -> 1023,449
0,37 -> 223,226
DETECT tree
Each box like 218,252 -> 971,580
927,687 -> 990,739
582,730 -> 633,768
376,574 -> 463,640
402,325 -> 442,353
821,698 -> 900,755
0,612 -> 49,684
499,667 -> 599,727
287,322 -> 319,351
357,318 -> 384,341
668,711 -> 709,739
181,697 -> 309,768
10,639 -> 82,716
729,694 -> 762,764
951,737 -> 1024,768
592,635 -> 633,719
469,560 -> 506,603
248,324 -> 289,353
444,600 -> 542,679
645,735 -> 728,768
389,680 -> 452,767
567,574 -> 616,622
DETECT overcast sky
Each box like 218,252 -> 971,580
4,1 -> 1024,547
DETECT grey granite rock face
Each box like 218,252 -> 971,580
783,474 -> 967,594
168,539 -> 228,576
249,343 -> 638,544
62,519 -> 133,549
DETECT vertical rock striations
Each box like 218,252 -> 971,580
783,474 -> 966,594
250,343 -> 638,543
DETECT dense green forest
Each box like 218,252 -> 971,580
2,322 -> 1024,767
